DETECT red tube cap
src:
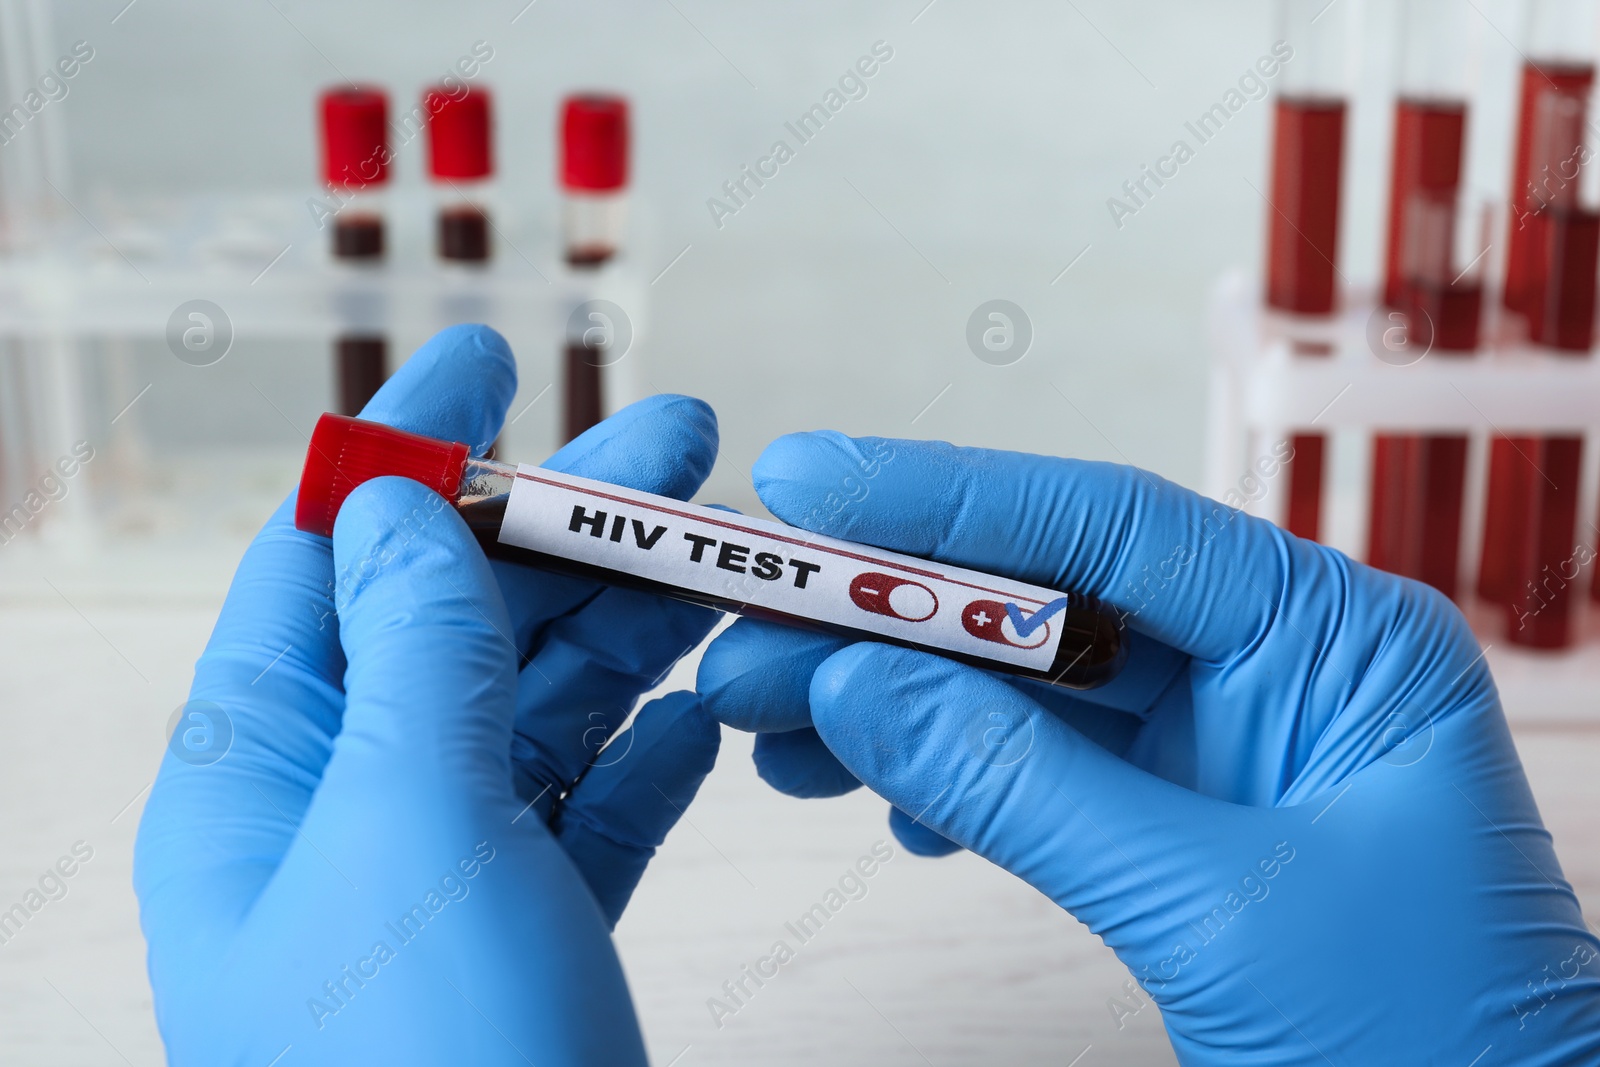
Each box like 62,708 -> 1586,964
561,94 -> 629,191
426,85 -> 493,180
321,86 -> 390,189
296,414 -> 470,537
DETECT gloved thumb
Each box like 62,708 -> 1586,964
809,644 -> 1235,943
327,476 -> 518,792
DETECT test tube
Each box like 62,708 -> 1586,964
320,86 -> 390,416
1265,0 -> 1349,542
1501,0 -> 1598,319
426,84 -> 493,263
1369,203 -> 1487,597
1367,0 -> 1479,598
559,94 -> 629,442
296,414 -> 1129,691
1493,89 -> 1598,649
1382,0 -> 1471,310
560,94 -> 629,268
1478,0 -> 1595,608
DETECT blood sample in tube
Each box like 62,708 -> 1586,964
1283,433 -> 1326,541
1366,1 -> 1480,590
1266,96 -> 1346,317
1483,75 -> 1589,607
559,94 -> 629,442
426,85 -> 494,264
1264,0 -> 1349,544
1478,440 -> 1523,604
1367,434 -> 1470,598
294,414 -> 1129,691
562,338 -> 605,444
1526,206 -> 1600,349
1505,437 -> 1584,647
1383,101 -> 1466,309
320,86 -> 391,416
560,94 -> 628,270
1267,96 -> 1345,542
1372,190 -> 1478,598
1504,62 -> 1595,315
1494,51 -> 1597,647
337,337 -> 387,419
1501,218 -> 1595,646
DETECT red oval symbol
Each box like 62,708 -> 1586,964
849,572 -> 938,622
961,598 -> 1050,649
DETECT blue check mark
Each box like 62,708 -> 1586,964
1003,597 -> 1070,638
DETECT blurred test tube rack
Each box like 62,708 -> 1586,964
1207,271 -> 1600,721
0,189 -> 649,560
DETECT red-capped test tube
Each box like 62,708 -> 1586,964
320,86 -> 391,416
1487,78 -> 1599,648
559,94 -> 630,443
1264,0 -> 1349,543
294,413 -> 1127,690
426,84 -> 494,263
561,94 -> 629,268
1367,0 -> 1481,598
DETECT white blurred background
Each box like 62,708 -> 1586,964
0,1 -> 1595,1064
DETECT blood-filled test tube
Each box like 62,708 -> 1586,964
1366,196 -> 1484,598
1478,23 -> 1593,606
294,414 -> 1128,690
426,85 -> 493,263
561,94 -> 628,268
1524,93 -> 1600,350
1367,0 -> 1478,598
559,94 -> 629,442
1501,436 -> 1585,647
320,86 -> 391,416
1265,0 -> 1348,542
1266,0 -> 1347,317
1489,88 -> 1598,649
1502,0 -> 1598,318
563,309 -> 606,445
1382,0 -> 1470,310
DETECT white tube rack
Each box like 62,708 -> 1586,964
0,191 -> 650,550
1206,269 -> 1600,723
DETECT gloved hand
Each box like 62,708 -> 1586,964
135,325 -> 722,1064
697,432 -> 1600,1064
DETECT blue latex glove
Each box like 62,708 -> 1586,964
135,325 -> 722,1064
698,432 -> 1600,1064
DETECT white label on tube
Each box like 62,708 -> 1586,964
500,465 -> 1070,672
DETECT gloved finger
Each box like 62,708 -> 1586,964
488,395 -> 722,806
810,643 -> 1233,941
359,322 -> 518,452
326,477 -> 517,786
888,806 -> 962,857
698,619 -> 847,733
491,393 -> 720,654
551,692 -> 720,928
135,325 -> 518,954
701,615 -> 1151,827
511,586 -> 717,806
753,729 -> 861,798
751,432 -> 1303,665
699,616 -> 1188,737
182,323 -> 516,734
258,477 -> 635,1057
183,324 -> 515,731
